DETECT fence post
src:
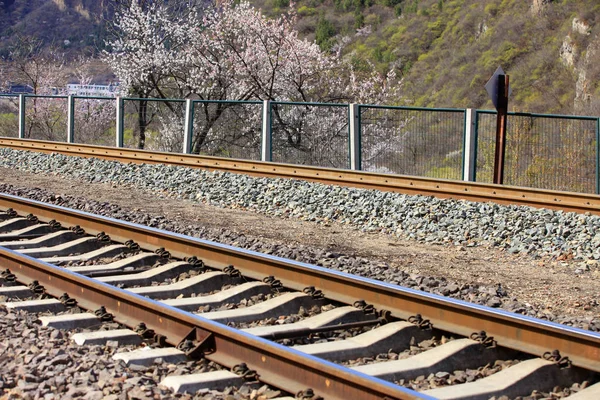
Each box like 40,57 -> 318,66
66,95 -> 75,143
596,117 -> 600,195
115,96 -> 124,148
463,108 -> 477,182
349,103 -> 361,170
18,94 -> 25,139
183,99 -> 194,154
261,100 -> 272,162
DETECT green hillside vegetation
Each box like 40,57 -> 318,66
2,0 -> 600,115
0,0 -> 109,57
258,0 -> 600,114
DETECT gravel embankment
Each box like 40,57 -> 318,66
1,148 -> 599,263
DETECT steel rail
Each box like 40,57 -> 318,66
2,193 -> 599,374
0,247 -> 427,400
2,138 -> 600,215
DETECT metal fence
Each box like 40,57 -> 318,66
271,102 -> 349,169
3,93 -> 600,194
0,95 -> 18,138
475,111 -> 598,193
23,95 -> 68,142
72,96 -> 115,146
359,105 -> 465,180
122,97 -> 186,152
191,100 -> 262,160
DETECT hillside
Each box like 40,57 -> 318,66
0,0 -> 110,57
260,0 -> 600,114
1,0 -> 600,114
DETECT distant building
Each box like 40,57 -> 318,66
66,83 -> 119,97
6,83 -> 34,94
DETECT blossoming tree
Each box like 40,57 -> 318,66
1,36 -> 114,143
104,0 -> 401,164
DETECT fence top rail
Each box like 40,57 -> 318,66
272,100 -> 349,108
192,99 -> 262,105
23,94 -> 68,100
359,104 -> 467,113
477,109 -> 599,121
7,92 -> 599,122
73,95 -> 115,101
123,97 -> 187,103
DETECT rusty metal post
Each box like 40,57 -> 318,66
493,75 -> 509,185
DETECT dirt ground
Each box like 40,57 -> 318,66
2,166 -> 599,319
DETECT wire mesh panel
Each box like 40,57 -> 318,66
191,101 -> 262,160
360,106 -> 465,179
475,112 -> 597,193
73,97 -> 116,146
122,98 -> 186,152
0,95 -> 19,138
271,102 -> 350,169
23,96 -> 67,142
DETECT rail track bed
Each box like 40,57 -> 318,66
0,194 -> 599,399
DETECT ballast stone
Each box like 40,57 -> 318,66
0,147 -> 598,262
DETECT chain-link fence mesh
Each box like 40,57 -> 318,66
191,101 -> 262,160
23,96 -> 67,142
4,94 -> 600,194
122,99 -> 186,152
360,106 -> 465,179
72,97 -> 116,146
0,96 -> 19,138
271,102 -> 349,169
476,112 -> 597,193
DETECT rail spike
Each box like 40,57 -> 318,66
543,349 -> 572,369
470,330 -> 497,348
296,388 -> 323,400
408,313 -> 433,330
177,327 -> 215,359
94,306 -> 114,322
232,363 -> 259,381
0,269 -> 16,283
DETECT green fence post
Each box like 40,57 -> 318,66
183,99 -> 194,154
473,110 -> 479,182
596,117 -> 599,195
349,103 -> 361,170
115,96 -> 124,148
462,109 -> 477,181
18,94 -> 26,139
261,100 -> 272,162
67,95 -> 75,143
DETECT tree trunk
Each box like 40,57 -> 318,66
191,103 -> 224,154
137,98 -> 148,150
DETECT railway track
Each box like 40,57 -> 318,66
1,138 -> 600,215
0,194 -> 599,399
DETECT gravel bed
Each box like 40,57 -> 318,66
0,183 -> 597,331
489,381 -> 594,400
227,304 -> 328,329
123,267 -> 208,288
55,251 -> 142,267
196,291 -> 285,313
0,307 -> 286,399
276,325 -> 373,347
399,359 -> 522,391
342,336 -> 453,367
3,148 -> 600,264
